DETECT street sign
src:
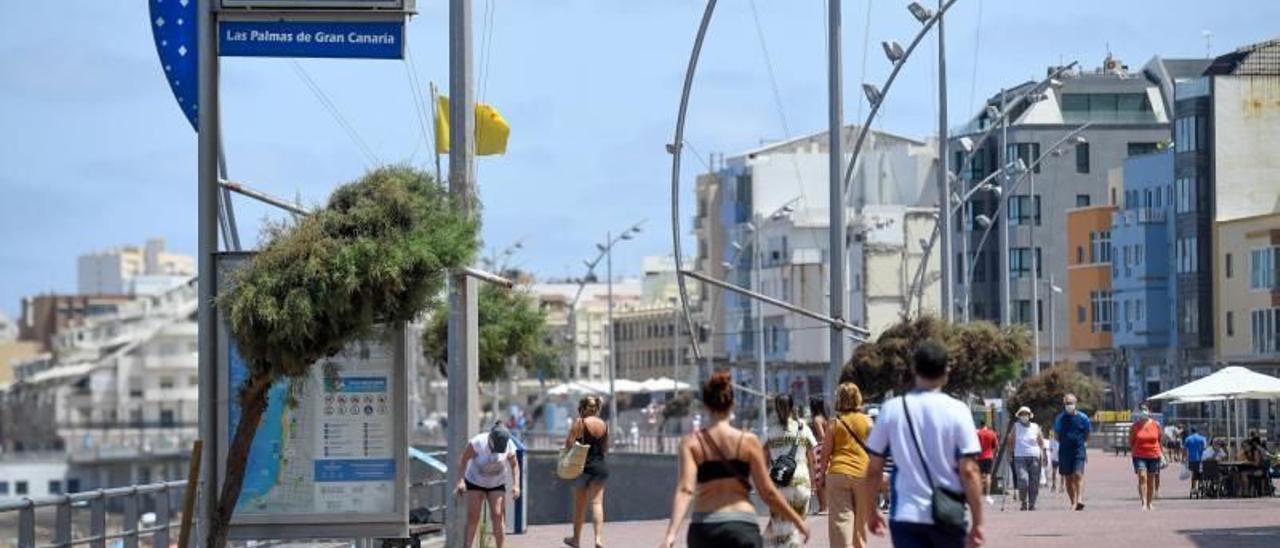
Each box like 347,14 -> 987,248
220,0 -> 406,8
219,20 -> 404,59
215,253 -> 410,540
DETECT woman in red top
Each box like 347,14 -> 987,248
1129,403 -> 1163,510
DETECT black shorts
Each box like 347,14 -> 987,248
464,479 -> 505,493
688,521 -> 762,548
978,458 -> 994,475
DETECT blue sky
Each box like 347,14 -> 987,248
0,1 -> 1274,317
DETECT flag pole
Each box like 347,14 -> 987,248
430,81 -> 444,184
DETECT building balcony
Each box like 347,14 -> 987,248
1114,208 -> 1167,228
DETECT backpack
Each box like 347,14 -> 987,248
769,421 -> 803,487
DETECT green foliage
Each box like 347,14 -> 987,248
422,283 -> 554,383
218,165 -> 478,382
841,316 -> 1032,401
1009,364 -> 1105,430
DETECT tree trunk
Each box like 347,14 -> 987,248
206,372 -> 274,548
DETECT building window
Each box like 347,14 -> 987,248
0,482 -> 8,495
1127,142 -> 1160,157
1013,300 -> 1033,326
1061,93 -> 1155,123
1076,194 -> 1091,207
1078,306 -> 1086,323
1010,248 -> 1041,279
1037,299 -> 1044,332
1009,195 -> 1042,226
49,480 -> 63,495
1251,247 -> 1280,291
1007,143 -> 1042,174
1075,142 -> 1090,173
1088,231 -> 1112,264
16,481 -> 28,496
1252,308 -> 1280,354
66,479 -> 80,494
1226,253 -> 1233,278
1091,290 -> 1113,333
1227,311 -> 1235,337
1077,246 -> 1084,265
159,376 -> 174,390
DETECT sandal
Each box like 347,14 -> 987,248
563,538 -> 578,548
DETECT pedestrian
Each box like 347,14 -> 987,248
1182,426 -> 1207,494
1052,393 -> 1091,511
862,341 -> 986,548
823,382 -> 873,548
1047,432 -> 1059,494
1163,422 -> 1182,463
660,371 -> 809,548
1012,406 -> 1046,511
975,418 -> 998,505
563,396 -> 609,548
764,394 -> 817,547
1130,403 -> 1163,510
810,397 -> 831,515
455,422 -> 521,548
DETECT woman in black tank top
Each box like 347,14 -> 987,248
563,396 -> 609,548
660,371 -> 809,548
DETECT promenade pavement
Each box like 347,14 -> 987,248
519,449 -> 1280,547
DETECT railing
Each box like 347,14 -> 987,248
408,450 -> 449,535
0,480 -> 186,548
519,430 -> 683,455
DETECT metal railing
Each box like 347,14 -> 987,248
518,430 -> 684,455
0,480 -> 185,548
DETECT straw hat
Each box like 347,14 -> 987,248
1016,406 -> 1034,418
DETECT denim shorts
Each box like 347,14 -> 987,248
1132,457 -> 1162,475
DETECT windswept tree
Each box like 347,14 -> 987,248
841,316 -> 1031,402
213,166 -> 478,547
1009,364 -> 1105,430
422,281 -> 555,383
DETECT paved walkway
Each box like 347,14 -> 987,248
519,450 -> 1280,547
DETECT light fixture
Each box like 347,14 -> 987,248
721,261 -> 734,271
862,83 -> 883,106
730,242 -> 743,252
985,105 -> 1001,121
743,222 -> 757,233
595,243 -> 607,252
1072,135 -> 1088,145
620,233 -> 634,240
951,191 -> 962,204
583,259 -> 596,269
1048,78 -> 1064,89
958,136 -> 975,154
1015,158 -> 1028,173
881,40 -> 905,63
1051,284 -> 1064,294
1027,92 -> 1048,103
907,2 -> 933,23
630,226 -> 644,234
918,238 -> 930,249
975,214 -> 992,228
987,186 -> 1003,197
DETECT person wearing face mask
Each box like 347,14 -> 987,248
1011,407 -> 1047,511
1052,394 -> 1092,511
1129,404 -> 1163,510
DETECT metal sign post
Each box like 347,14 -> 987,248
193,0 -> 417,543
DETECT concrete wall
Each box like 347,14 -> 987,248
1067,205 -> 1117,355
1214,212 -> 1280,362
525,450 -> 677,525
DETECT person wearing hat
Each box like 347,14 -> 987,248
1012,406 -> 1047,511
456,422 -> 521,548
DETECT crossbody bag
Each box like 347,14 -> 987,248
769,421 -> 804,487
902,397 -> 969,536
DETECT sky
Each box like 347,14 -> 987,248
0,1 -> 1275,317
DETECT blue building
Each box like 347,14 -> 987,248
1112,150 -> 1178,408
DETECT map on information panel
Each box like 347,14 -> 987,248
227,331 -> 397,516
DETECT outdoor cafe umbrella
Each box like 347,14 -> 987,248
1149,366 -> 1280,442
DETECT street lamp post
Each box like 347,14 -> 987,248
584,223 -> 643,437
1048,275 -> 1063,367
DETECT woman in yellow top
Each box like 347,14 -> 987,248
821,382 -> 873,548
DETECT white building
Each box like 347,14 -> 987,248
849,205 -> 942,338
694,125 -> 939,399
532,279 -> 642,381
77,238 -> 194,295
0,282 -> 198,491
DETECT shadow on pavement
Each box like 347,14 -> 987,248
1177,526 -> 1280,547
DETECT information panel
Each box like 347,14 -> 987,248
220,0 -> 406,9
216,253 -> 408,539
219,20 -> 404,59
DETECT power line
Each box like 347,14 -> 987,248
967,0 -> 985,116
402,49 -> 434,168
289,61 -> 380,167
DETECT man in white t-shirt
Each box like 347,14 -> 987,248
863,341 -> 985,548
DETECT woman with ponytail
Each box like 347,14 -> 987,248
763,393 -> 817,547
659,371 -> 809,548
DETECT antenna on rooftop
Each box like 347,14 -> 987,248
1202,30 -> 1213,59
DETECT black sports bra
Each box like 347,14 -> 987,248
694,430 -> 750,487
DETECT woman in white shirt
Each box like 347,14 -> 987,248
1012,406 -> 1047,511
455,423 -> 521,548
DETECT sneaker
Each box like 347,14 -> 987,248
985,496 -> 995,505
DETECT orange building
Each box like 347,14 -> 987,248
1067,205 -> 1117,361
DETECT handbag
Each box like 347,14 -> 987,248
556,420 -> 591,480
769,421 -> 802,487
902,397 -> 969,536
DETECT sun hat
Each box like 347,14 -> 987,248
1016,406 -> 1033,418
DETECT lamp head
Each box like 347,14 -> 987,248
907,2 -> 933,23
862,83 -> 883,106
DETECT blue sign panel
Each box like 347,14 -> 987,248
219,20 -> 404,59
315,459 -> 397,482
148,0 -> 199,131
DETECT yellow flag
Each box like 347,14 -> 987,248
434,95 -> 511,156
